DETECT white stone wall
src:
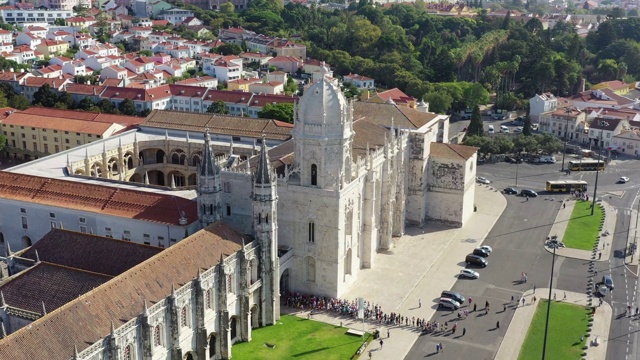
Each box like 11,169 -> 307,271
0,198 -> 197,252
425,157 -> 467,226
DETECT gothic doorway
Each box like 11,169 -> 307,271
250,305 -> 260,328
184,353 -> 194,360
21,236 -> 31,248
230,317 -> 237,340
279,268 -> 290,296
208,333 -> 216,359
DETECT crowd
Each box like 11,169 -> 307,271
284,292 -> 453,334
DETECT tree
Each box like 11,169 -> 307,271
8,95 -> 30,110
33,83 -> 58,107
257,103 -> 294,123
77,97 -> 96,111
467,105 -> 484,136
217,43 -> 243,56
493,135 -> 514,154
220,1 -> 235,13
139,49 -> 153,57
423,91 -> 452,114
206,100 -> 229,114
536,133 -> 563,154
462,82 -> 490,108
523,115 -> 533,136
56,92 -> 75,109
96,99 -> 118,114
513,133 -> 538,152
118,99 -> 137,115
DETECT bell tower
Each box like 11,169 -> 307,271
293,64 -> 353,190
252,136 -> 279,324
197,129 -> 222,228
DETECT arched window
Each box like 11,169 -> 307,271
265,214 -> 269,224
311,164 -> 317,186
345,248 -> 352,276
308,222 -> 315,243
153,325 -> 162,347
181,306 -> 189,328
123,344 -> 133,360
305,256 -> 316,282
205,289 -> 212,309
250,258 -> 259,284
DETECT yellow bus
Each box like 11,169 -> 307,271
546,180 -> 588,192
568,160 -> 605,171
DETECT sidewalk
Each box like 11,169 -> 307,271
626,207 -> 639,266
287,184 -> 507,359
495,289 -> 612,360
544,198 -> 615,262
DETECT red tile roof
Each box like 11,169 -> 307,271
19,108 -> 143,126
0,262 -> 111,316
0,171 -> 198,226
2,112 -> 115,135
21,228 -> 163,276
0,222 -> 245,360
100,85 -> 172,101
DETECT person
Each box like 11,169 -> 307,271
436,343 -> 440,353
522,298 -> 525,306
533,296 -> 537,303
380,339 -> 383,349
439,343 -> 444,353
526,196 -> 529,201
563,202 -> 566,209
419,299 -> 421,308
504,304 -> 506,311
533,285 -> 536,293
463,327 -> 466,336
496,321 -> 500,329
563,292 -> 567,300
473,303 -> 477,312
387,329 -> 390,338
369,351 -> 372,360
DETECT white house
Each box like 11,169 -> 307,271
158,8 -> 194,24
15,32 -> 42,50
343,73 -> 375,89
529,92 -> 559,123
249,81 -> 284,95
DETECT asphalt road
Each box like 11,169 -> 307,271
406,158 -> 640,359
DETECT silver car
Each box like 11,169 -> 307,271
438,297 -> 461,310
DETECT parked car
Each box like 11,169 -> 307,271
473,248 -> 490,257
597,285 -> 609,297
460,269 -> 480,279
441,291 -> 465,305
619,176 -> 630,183
465,254 -> 488,267
512,117 -> 524,126
477,176 -> 491,184
514,126 -> 523,133
479,245 -> 493,253
438,297 -> 461,310
603,274 -> 614,289
520,189 -> 538,197
504,187 -> 518,194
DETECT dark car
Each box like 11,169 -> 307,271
520,189 -> 538,197
504,187 -> 518,195
465,254 -> 488,267
441,290 -> 465,305
505,156 -> 522,164
473,248 -> 490,257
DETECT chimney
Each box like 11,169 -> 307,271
580,78 -> 586,93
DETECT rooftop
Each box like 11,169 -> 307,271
20,228 -> 164,276
0,171 -> 197,226
0,222 -> 247,360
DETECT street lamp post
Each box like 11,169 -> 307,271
542,243 -> 559,360
561,110 -> 571,172
591,130 -> 603,216
515,160 -> 519,186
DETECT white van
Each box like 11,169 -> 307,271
488,125 -> 495,134
500,125 -> 509,133
539,155 -> 557,163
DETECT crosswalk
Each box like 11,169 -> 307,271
612,208 -> 632,216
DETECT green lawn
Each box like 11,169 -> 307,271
232,315 -> 370,360
518,300 -> 591,360
563,200 -> 603,250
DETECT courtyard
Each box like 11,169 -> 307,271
231,315 -> 370,360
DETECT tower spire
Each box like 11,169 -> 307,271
255,135 -> 270,184
200,128 -> 218,176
